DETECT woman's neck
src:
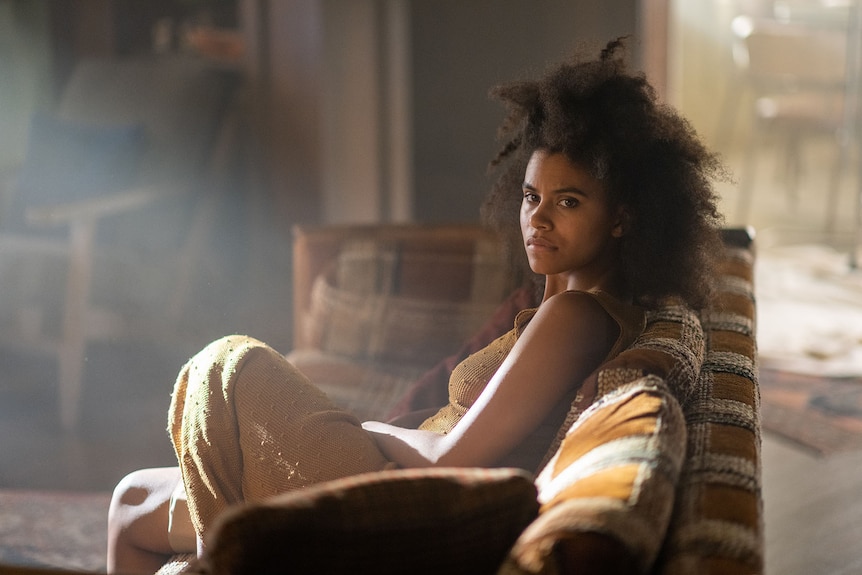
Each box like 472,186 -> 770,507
541,269 -> 628,303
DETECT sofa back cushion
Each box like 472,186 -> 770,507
295,225 -> 511,368
304,264 -> 501,367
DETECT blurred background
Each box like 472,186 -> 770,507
675,0 -> 862,241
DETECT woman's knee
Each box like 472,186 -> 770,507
197,335 -> 270,366
184,335 -> 280,392
185,335 -> 312,403
200,334 -> 264,355
170,336 -> 274,428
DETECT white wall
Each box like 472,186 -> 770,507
667,0 -> 739,145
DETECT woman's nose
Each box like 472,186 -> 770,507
529,201 -> 551,229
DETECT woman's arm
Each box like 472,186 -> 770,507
362,291 -> 617,468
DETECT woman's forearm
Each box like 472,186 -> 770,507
361,421 -> 449,468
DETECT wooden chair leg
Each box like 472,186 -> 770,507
736,123 -> 761,224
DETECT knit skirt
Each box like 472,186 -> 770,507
168,335 -> 395,539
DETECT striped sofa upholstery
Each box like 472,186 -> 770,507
655,237 -> 762,574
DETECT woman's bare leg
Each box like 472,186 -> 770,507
107,466 -> 184,574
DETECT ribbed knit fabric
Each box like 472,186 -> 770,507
168,335 -> 395,539
417,324 -> 522,434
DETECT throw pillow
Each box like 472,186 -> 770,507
500,376 -> 686,575
191,467 -> 539,575
304,264 -> 500,368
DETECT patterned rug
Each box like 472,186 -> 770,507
756,243 -> 862,379
755,243 -> 862,455
760,368 -> 862,455
0,490 -> 109,573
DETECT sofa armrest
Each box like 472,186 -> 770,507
193,468 -> 539,575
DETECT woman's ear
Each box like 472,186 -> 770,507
611,206 -> 630,238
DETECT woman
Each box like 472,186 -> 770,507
107,38 -> 724,574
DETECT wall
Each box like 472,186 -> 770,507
257,1 -> 638,225
410,0 -> 637,223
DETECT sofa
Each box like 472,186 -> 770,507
158,223 -> 762,575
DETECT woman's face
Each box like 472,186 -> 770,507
520,149 -> 624,291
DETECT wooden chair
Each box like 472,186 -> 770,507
0,55 -> 241,430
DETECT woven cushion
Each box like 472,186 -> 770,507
284,348 -> 426,422
192,467 -> 539,575
500,301 -> 705,575
600,304 -> 705,406
538,302 -> 704,472
500,376 -> 686,574
302,238 -> 504,368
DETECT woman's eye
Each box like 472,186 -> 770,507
523,191 -> 539,203
559,197 -> 579,208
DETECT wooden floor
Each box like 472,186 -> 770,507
763,435 -> 862,575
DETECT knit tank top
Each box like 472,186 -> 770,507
417,289 -> 645,472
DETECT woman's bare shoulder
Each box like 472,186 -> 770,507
524,290 -> 616,342
540,289 -> 609,318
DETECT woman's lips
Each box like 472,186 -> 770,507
527,236 -> 556,250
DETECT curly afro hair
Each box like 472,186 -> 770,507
481,38 -> 727,310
